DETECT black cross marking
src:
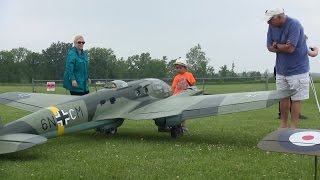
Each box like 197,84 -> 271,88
55,110 -> 70,126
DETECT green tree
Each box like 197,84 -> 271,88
206,66 -> 215,78
0,50 -> 15,82
114,57 -> 130,79
186,44 -> 209,78
42,42 -> 72,80
166,59 -> 176,78
23,52 -> 46,82
11,48 -> 32,82
230,62 -> 237,77
87,47 -> 117,79
218,65 -> 230,77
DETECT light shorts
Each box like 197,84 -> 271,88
276,72 -> 309,101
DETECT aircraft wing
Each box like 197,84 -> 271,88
258,128 -> 320,156
0,133 -> 47,154
0,92 -> 78,112
122,90 -> 296,120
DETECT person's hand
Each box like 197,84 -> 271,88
310,47 -> 319,51
272,42 -> 278,48
88,79 -> 91,85
71,80 -> 78,87
286,40 -> 292,45
308,46 -> 319,57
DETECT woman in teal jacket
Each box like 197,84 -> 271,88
63,35 -> 90,96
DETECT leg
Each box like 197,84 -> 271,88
70,91 -> 83,96
278,102 -> 281,119
171,124 -> 183,138
276,74 -> 290,128
181,120 -> 189,132
84,91 -> 90,95
290,100 -> 301,128
287,72 -> 310,128
279,98 -> 290,128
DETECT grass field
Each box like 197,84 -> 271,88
1,83 -> 320,179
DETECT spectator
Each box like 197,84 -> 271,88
63,35 -> 90,96
266,8 -> 309,128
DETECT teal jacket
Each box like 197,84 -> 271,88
63,47 -> 89,92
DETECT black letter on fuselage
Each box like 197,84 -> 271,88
41,119 -> 48,130
47,115 -> 56,128
75,106 -> 83,117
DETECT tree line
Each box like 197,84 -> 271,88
0,42 -> 264,83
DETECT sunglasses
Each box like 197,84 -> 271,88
175,66 -> 184,69
77,41 -> 85,44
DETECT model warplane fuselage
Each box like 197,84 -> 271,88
0,78 -> 295,154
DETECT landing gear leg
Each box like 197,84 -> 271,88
170,124 -> 183,138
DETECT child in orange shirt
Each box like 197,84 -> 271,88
172,57 -> 196,131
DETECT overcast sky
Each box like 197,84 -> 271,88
1,0 -> 320,73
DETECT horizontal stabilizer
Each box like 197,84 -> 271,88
258,128 -> 320,156
0,133 -> 47,154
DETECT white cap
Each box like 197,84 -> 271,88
265,8 -> 284,22
174,57 -> 187,66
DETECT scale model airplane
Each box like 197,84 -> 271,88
0,78 -> 295,154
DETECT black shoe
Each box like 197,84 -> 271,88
158,126 -> 171,132
299,114 -> 307,120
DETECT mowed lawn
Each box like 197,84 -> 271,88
1,83 -> 320,179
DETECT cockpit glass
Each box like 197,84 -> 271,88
105,80 -> 128,90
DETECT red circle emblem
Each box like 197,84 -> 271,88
302,135 -> 314,141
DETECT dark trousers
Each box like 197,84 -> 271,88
70,91 -> 89,96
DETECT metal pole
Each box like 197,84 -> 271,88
315,156 -> 318,180
32,78 -> 35,93
202,78 -> 205,94
265,74 -> 269,91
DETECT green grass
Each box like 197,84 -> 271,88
1,83 -> 320,179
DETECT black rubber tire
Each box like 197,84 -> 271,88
96,127 -> 118,135
170,125 -> 183,138
108,128 -> 117,135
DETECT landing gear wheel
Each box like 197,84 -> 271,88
170,125 -> 183,138
108,128 -> 117,135
96,127 -> 118,135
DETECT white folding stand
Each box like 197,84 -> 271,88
310,75 -> 320,112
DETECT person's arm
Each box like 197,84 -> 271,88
308,47 -> 319,57
268,42 -> 280,53
86,53 -> 91,85
66,52 -> 77,87
188,73 -> 196,86
266,26 -> 279,53
172,77 -> 177,93
275,41 -> 296,53
276,21 -> 301,54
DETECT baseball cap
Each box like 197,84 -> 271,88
265,8 -> 285,22
174,57 -> 187,67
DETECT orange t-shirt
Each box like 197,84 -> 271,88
172,72 -> 196,94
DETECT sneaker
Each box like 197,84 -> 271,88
182,127 -> 189,133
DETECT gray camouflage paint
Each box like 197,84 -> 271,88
0,78 -> 295,154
